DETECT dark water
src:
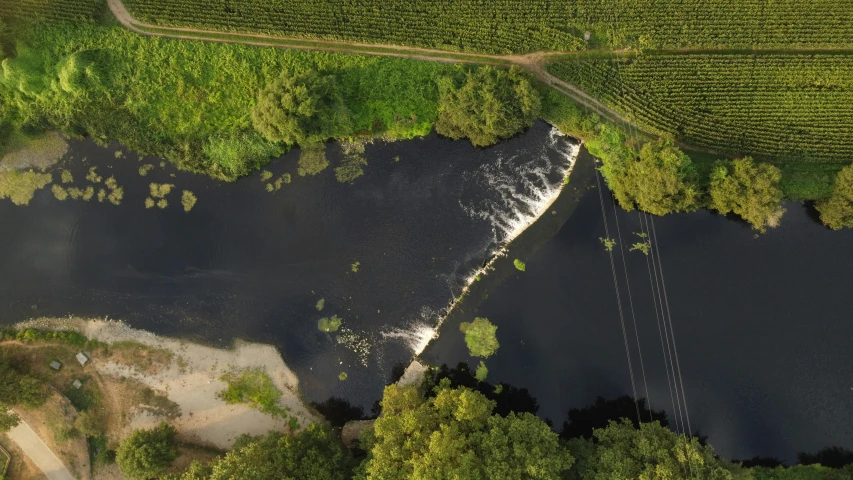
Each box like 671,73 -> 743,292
0,121 -> 577,408
423,169 -> 853,463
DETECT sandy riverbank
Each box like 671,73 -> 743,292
15,317 -> 319,450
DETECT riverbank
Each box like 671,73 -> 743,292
7,318 -> 318,451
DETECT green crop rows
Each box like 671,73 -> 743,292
547,55 -> 853,163
0,0 -> 103,25
121,0 -> 853,54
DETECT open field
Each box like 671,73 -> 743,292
547,55 -> 853,188
119,0 -> 853,54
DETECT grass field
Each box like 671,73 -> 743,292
120,0 -> 853,54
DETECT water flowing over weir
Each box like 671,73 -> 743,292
0,121 -> 580,407
381,128 -> 581,357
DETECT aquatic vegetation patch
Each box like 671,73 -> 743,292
0,169 -> 52,205
335,142 -> 368,184
298,144 -> 329,177
61,170 -> 74,184
318,315 -> 342,333
138,164 -> 154,176
599,237 -> 616,252
51,184 -> 68,201
316,298 -> 325,311
459,317 -> 499,359
513,259 -> 526,272
85,166 -> 102,183
0,131 -> 67,170
260,170 -> 274,182
350,261 -> 360,273
181,190 -> 197,212
338,372 -> 348,381
336,328 -> 371,367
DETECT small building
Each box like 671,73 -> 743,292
49,360 -> 62,371
76,352 -> 89,366
72,379 -> 83,390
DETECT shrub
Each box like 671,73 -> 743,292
219,368 -> 288,418
116,422 -> 178,480
817,164 -> 853,230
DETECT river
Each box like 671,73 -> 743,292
0,121 -> 577,410
2,121 -> 850,462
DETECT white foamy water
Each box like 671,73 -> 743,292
381,321 -> 438,356
461,127 -> 580,247
383,128 -> 582,356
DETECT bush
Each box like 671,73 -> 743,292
436,66 -> 540,147
252,71 -> 352,145
710,157 -> 784,232
817,164 -> 853,230
459,317 -> 499,358
116,422 -> 178,480
219,368 -> 288,418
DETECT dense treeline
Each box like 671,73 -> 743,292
154,376 -> 853,479
0,15 -> 541,180
547,55 -> 853,168
121,0 -> 853,54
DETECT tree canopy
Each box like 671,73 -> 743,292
356,381 -> 573,479
459,317 -> 499,358
0,353 -> 47,432
168,424 -> 351,480
252,71 -> 352,146
816,164 -> 853,230
436,66 -> 541,147
116,422 -> 179,480
576,419 -> 744,480
709,157 -> 784,232
604,139 -> 700,215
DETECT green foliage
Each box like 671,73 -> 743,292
0,169 -> 51,205
350,261 -> 360,273
578,419 -> 743,480
513,259 -> 526,271
74,410 -> 103,438
13,328 -> 87,345
816,164 -> 853,230
474,361 -> 488,382
709,157 -> 784,232
604,139 -> 700,215
357,382 -> 574,479
0,352 -> 48,432
219,367 -> 288,418
318,315 -> 342,333
749,464 -> 853,480
599,237 -> 616,252
181,190 -> 197,212
315,298 -> 325,311
338,372 -> 348,381
459,317 -> 499,358
548,55 -> 853,164
203,133 -> 284,179
168,424 -> 351,480
260,170 -> 273,182
297,144 -> 329,176
1,22 -> 452,180
116,422 -> 179,480
436,66 -> 540,147
252,71 -> 352,145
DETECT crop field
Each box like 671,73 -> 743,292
120,0 -> 853,54
0,0 -> 104,24
547,54 -> 853,163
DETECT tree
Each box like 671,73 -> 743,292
709,157 -> 784,232
798,446 -> 853,468
578,419 -> 745,480
436,66 -> 541,147
459,317 -> 499,358
816,164 -> 853,230
168,424 -> 351,480
116,422 -> 179,480
0,353 -> 47,432
357,381 -> 573,479
606,139 -> 700,215
560,396 -> 667,440
252,71 -> 352,145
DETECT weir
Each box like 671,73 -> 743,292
382,127 -> 582,357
